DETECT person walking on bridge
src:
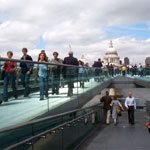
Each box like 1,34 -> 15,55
125,92 -> 136,125
100,91 -> 112,125
110,96 -> 124,126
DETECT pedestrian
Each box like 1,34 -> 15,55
110,96 -> 124,126
79,60 -> 85,88
85,63 -> 90,82
92,58 -> 103,81
2,51 -> 18,102
50,52 -> 62,95
36,52 -> 49,100
125,92 -> 136,125
63,50 -> 78,96
121,64 -> 127,76
100,91 -> 112,125
110,64 -> 114,77
17,48 -> 33,97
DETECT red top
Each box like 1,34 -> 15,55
4,61 -> 17,73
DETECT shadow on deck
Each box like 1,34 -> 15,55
78,112 -> 150,150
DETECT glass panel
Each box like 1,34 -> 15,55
0,125 -> 33,149
0,57 -> 116,131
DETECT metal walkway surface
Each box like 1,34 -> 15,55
0,78 -> 104,130
78,112 -> 150,150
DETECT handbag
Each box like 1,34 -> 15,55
117,107 -> 122,116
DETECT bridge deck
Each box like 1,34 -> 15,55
0,79 -> 103,130
79,112 -> 150,150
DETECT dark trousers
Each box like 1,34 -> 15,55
21,73 -> 30,96
52,74 -> 60,94
3,73 -> 17,101
128,106 -> 135,124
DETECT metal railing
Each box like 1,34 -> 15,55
0,103 -> 103,150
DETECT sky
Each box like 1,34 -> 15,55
0,0 -> 150,65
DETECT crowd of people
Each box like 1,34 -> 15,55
0,48 -> 91,103
92,60 -> 150,78
0,48 -> 150,104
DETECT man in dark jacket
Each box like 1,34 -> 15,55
63,51 -> 78,96
93,58 -> 103,81
100,91 -> 112,125
17,48 -> 33,97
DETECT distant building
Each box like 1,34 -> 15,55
103,40 -> 120,66
120,60 -> 122,65
145,57 -> 150,67
124,57 -> 130,65
80,55 -> 86,64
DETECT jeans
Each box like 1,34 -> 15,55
3,73 -> 17,101
39,76 -> 48,99
66,69 -> 78,96
52,74 -> 60,94
21,73 -> 30,96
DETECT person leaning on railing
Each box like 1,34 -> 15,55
17,48 -> 33,97
121,64 -> 127,77
78,60 -> 85,88
63,50 -> 79,97
0,51 -> 18,104
50,52 -> 63,95
35,53 -> 49,100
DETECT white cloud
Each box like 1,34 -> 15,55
0,21 -> 41,51
0,0 -> 150,65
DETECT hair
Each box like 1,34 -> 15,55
41,50 -> 45,53
106,91 -> 109,96
22,48 -> 28,52
113,96 -> 117,100
53,52 -> 59,56
7,51 -> 13,56
38,53 -> 48,62
68,50 -> 73,56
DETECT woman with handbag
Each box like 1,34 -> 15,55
110,96 -> 124,126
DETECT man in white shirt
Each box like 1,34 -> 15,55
125,92 -> 136,125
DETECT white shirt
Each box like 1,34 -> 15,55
125,97 -> 136,109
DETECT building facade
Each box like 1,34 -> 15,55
145,57 -> 150,67
124,57 -> 130,65
103,40 -> 120,66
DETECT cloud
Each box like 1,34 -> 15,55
0,0 -> 150,65
0,20 -> 41,51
